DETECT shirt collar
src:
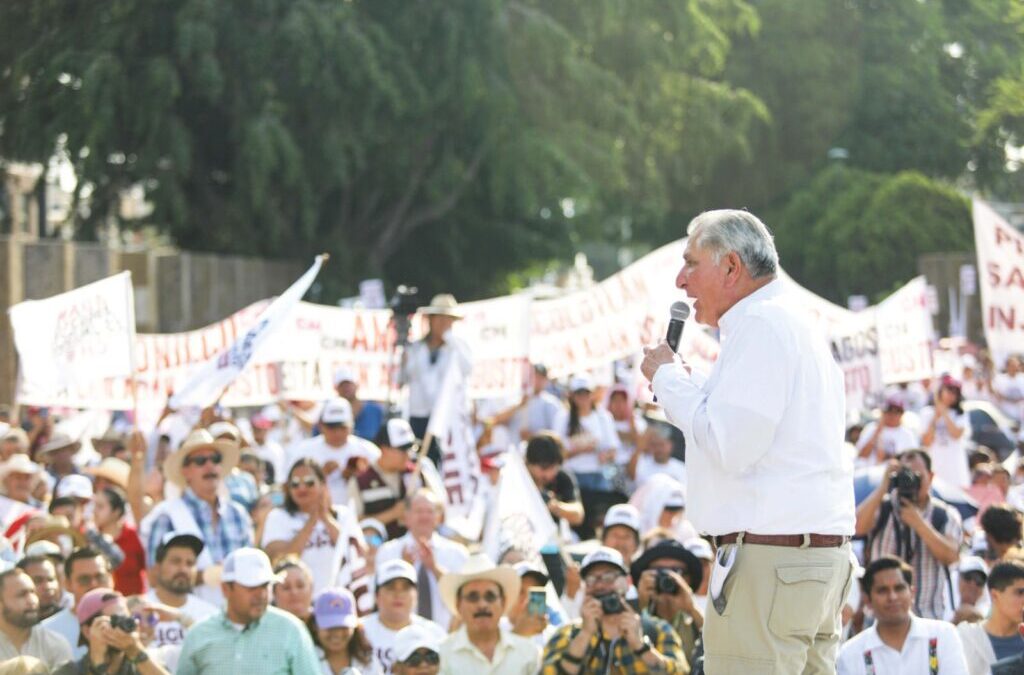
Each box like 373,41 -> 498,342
717,277 -> 783,337
452,625 -> 512,655
862,614 -> 927,651
183,487 -> 224,514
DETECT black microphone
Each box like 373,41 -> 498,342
665,301 -> 691,352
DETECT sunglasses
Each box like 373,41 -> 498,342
321,422 -> 347,430
184,452 -> 223,467
584,570 -> 623,587
289,477 -> 318,489
461,590 -> 500,604
404,650 -> 440,666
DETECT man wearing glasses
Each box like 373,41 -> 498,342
437,553 -> 539,674
140,429 -> 253,607
541,547 -> 688,674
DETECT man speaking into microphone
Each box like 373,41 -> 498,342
641,209 -> 855,674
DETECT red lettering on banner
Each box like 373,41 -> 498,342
988,305 -> 1019,331
995,225 -> 1024,255
987,263 -> 1024,289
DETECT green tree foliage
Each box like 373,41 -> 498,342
0,0 -> 765,299
771,164 -> 972,304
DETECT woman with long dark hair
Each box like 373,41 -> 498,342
262,458 -> 362,593
921,375 -> 970,488
311,588 -> 379,674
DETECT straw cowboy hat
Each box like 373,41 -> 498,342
38,433 -> 81,456
84,457 -> 131,490
25,514 -> 86,549
163,429 -> 239,489
438,553 -> 520,616
420,294 -> 464,319
0,454 -> 42,481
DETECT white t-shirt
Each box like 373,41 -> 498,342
919,407 -> 970,488
287,436 -> 381,504
261,505 -> 361,594
856,422 -> 919,464
554,407 -> 622,474
143,590 -> 218,672
993,372 -> 1024,423
634,455 -> 687,487
362,613 -> 446,674
837,614 -> 968,674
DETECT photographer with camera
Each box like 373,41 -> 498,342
631,540 -> 705,667
541,547 -> 688,674
52,588 -> 168,675
855,450 -> 963,620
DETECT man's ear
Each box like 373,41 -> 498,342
723,252 -> 743,284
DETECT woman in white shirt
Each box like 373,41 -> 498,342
921,376 -> 971,489
554,376 -> 622,489
262,458 -> 362,594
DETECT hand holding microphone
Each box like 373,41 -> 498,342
641,301 -> 691,383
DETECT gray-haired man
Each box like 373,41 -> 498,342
641,209 -> 855,674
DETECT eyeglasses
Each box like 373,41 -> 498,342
184,452 -> 223,467
289,477 -> 318,489
461,590 -> 500,604
584,570 -> 623,587
404,650 -> 440,666
321,422 -> 347,430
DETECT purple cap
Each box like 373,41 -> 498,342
76,588 -> 123,625
314,588 -> 357,630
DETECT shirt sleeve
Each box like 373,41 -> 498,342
939,622 -> 970,675
835,645 -> 859,675
651,317 -> 790,474
175,630 -> 200,675
289,620 -> 322,674
260,508 -> 292,547
540,624 -> 575,675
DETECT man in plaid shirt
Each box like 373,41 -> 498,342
856,450 -> 962,619
541,547 -> 688,674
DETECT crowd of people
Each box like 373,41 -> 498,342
0,286 -> 1022,674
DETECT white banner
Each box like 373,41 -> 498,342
427,359 -> 485,540
481,450 -> 558,562
974,199 -> 1024,365
170,255 -> 325,409
876,276 -> 935,385
10,272 -> 135,395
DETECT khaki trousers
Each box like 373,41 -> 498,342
703,541 -> 854,675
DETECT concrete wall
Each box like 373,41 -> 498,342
0,236 -> 304,404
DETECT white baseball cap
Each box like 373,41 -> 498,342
568,375 -> 594,392
375,559 -> 418,588
394,624 -> 439,663
959,555 -> 988,578
332,367 -> 357,387
603,504 -> 641,535
55,474 -> 93,501
221,548 -> 282,587
380,418 -> 417,450
320,398 -> 354,426
664,488 -> 686,510
684,538 -> 713,561
580,546 -> 627,577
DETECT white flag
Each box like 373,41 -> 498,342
974,199 -> 1024,365
427,358 -> 485,539
170,255 -> 325,409
10,271 -> 135,395
482,450 -> 558,562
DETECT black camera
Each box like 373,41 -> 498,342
598,593 -> 625,615
388,285 -> 420,346
110,614 -> 138,633
890,467 -> 922,503
655,569 -> 680,595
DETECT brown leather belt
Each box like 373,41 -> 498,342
713,532 -> 850,548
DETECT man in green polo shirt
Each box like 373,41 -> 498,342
176,548 -> 319,675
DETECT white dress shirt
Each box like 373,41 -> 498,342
375,531 -> 470,630
400,333 -> 472,418
837,615 -> 969,674
652,279 -> 855,536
